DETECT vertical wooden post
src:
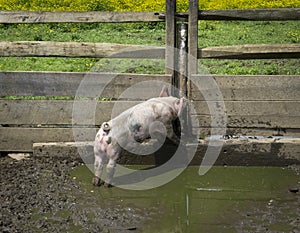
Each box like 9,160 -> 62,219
176,22 -> 194,139
188,0 -> 199,98
165,0 -> 176,76
176,22 -> 188,98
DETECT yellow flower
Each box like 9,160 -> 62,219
0,0 -> 299,11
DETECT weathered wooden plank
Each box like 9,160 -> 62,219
2,73 -> 298,101
0,11 -> 163,23
0,127 -> 96,152
0,100 -> 140,125
197,127 -> 300,137
0,71 -> 172,97
188,0 -> 199,98
198,44 -> 300,59
193,115 -> 300,128
165,0 -> 176,75
1,99 -> 299,127
158,8 -> 300,21
190,75 -> 300,101
198,8 -> 300,21
192,101 -> 300,116
0,41 -> 164,58
176,22 -> 188,97
1,41 -> 298,59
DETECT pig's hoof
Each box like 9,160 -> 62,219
92,176 -> 103,186
104,182 -> 113,188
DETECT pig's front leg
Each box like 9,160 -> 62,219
93,132 -> 107,186
166,121 -> 180,145
93,150 -> 105,186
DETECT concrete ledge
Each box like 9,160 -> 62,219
33,138 -> 300,166
33,141 -> 94,163
190,138 -> 300,166
33,141 -> 156,165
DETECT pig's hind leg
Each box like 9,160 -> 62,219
92,149 -> 105,186
104,146 -> 120,187
104,159 -> 116,187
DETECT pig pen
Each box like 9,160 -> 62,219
2,71 -> 300,232
1,6 -> 300,232
1,72 -> 300,232
1,137 -> 300,233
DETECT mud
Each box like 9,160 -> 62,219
0,155 -> 155,233
1,154 -> 299,233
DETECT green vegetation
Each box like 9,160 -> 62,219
0,0 -> 299,75
198,21 -> 300,75
1,0 -> 299,11
0,0 -> 109,11
0,20 -> 299,75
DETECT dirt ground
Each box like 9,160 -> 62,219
1,154 -> 299,233
0,155 -> 156,233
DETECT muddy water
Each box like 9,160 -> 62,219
71,165 -> 300,233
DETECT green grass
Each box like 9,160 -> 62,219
0,21 -> 299,75
197,21 -> 300,75
198,21 -> 300,47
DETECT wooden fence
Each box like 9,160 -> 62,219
0,0 -> 300,152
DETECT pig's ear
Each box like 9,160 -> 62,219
159,86 -> 169,97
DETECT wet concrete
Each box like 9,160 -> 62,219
1,155 -> 299,233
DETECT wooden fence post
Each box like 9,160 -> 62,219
165,0 -> 176,77
176,21 -> 195,139
188,0 -> 198,98
170,0 -> 198,98
176,22 -> 188,98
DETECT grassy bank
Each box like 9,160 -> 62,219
0,20 -> 299,75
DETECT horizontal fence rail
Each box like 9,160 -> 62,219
0,41 -> 165,59
199,44 -> 300,59
1,41 -> 299,59
0,11 -> 163,23
159,8 -> 300,21
1,9 -> 299,24
197,8 -> 300,20
2,72 -> 299,100
1,100 -> 299,128
0,72 -> 172,98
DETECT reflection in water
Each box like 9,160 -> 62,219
71,165 -> 300,233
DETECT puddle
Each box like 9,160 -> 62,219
71,165 -> 300,233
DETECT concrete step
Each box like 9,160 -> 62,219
32,138 -> 300,166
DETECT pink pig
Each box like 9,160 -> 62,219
93,86 -> 185,187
